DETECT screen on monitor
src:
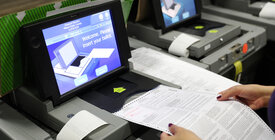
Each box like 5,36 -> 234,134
160,0 -> 197,28
163,0 -> 175,9
42,9 -> 122,95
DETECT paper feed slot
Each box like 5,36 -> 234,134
168,33 -> 200,57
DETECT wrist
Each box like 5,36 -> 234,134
265,86 -> 275,96
257,85 -> 275,96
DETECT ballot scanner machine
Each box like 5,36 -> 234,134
10,0 -> 181,139
5,0 -> 267,139
213,0 -> 274,16
127,0 -> 266,74
200,0 -> 275,85
204,0 -> 275,41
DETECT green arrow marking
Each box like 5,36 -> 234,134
113,87 -> 126,93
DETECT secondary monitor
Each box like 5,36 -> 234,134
152,0 -> 201,33
19,0 -> 131,105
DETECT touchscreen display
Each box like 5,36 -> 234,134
42,10 -> 121,95
160,0 -> 197,27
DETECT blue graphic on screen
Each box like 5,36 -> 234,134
160,0 -> 197,27
42,10 -> 121,95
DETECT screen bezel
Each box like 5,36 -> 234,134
152,0 -> 202,33
21,0 -> 131,105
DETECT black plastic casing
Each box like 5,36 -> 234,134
18,0 -> 131,106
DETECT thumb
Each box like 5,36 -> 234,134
218,86 -> 242,101
168,123 -> 182,135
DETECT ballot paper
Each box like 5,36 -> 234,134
259,2 -> 275,19
56,110 -> 107,140
168,33 -> 200,57
129,47 -> 238,93
114,85 -> 275,139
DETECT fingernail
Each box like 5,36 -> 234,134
168,123 -> 173,127
216,95 -> 222,100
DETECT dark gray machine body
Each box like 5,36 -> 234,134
128,18 -> 241,59
128,12 -> 266,74
204,0 -> 275,41
14,87 -> 131,140
199,13 -> 266,73
0,100 -> 52,140
213,0 -> 265,15
13,69 -> 180,140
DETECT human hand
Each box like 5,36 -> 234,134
217,84 -> 275,110
160,123 -> 200,140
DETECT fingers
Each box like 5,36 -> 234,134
218,85 -> 243,101
249,104 -> 258,110
160,123 -> 180,140
163,124 -> 201,140
160,132 -> 170,140
168,123 -> 182,135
